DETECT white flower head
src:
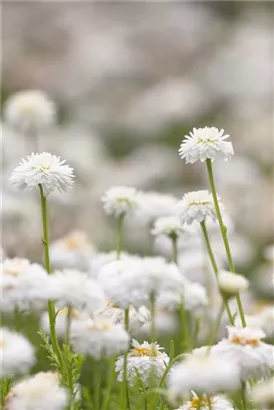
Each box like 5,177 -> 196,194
1,328 -> 36,378
10,152 -> 74,196
167,352 -> 240,401
218,270 -> 249,297
178,190 -> 224,225
70,318 -> 129,359
176,391 -> 234,410
211,326 -> 274,381
179,126 -> 234,164
4,90 -> 56,133
101,186 -> 138,218
41,307 -> 89,339
251,377 -> 274,410
52,269 -> 106,313
115,339 -> 169,387
5,371 -> 68,410
151,216 -> 186,238
135,191 -> 178,224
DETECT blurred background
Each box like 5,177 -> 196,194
2,1 -> 273,273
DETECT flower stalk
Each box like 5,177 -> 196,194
117,214 -> 125,260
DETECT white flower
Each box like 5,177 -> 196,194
52,269 -> 106,313
1,258 -> 56,312
176,391 -> 234,410
4,90 -> 56,133
41,307 -> 89,339
5,371 -> 68,410
211,326 -> 274,381
1,328 -> 36,378
151,216 -> 186,238
134,191 -> 178,224
50,231 -> 96,270
10,152 -> 74,196
167,352 -> 240,400
101,186 -> 138,217
251,377 -> 274,409
89,251 -> 135,278
70,318 -> 129,359
115,340 -> 169,387
138,307 -> 178,336
218,270 -> 249,297
178,126 -> 234,163
178,190 -> 224,225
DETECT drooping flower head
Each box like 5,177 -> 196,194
218,270 -> 249,298
10,152 -> 74,196
4,90 -> 56,133
101,186 -> 138,218
178,190 -> 224,225
179,126 -> 234,163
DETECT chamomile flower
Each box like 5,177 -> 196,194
176,391 -> 234,410
178,190 -> 224,225
178,126 -> 234,164
101,186 -> 138,217
115,340 -> 169,387
10,152 -> 74,196
151,216 -> 186,238
211,326 -> 274,381
70,318 -> 129,359
218,270 -> 249,298
4,90 -> 55,133
4,371 -> 68,410
251,377 -> 274,409
1,328 -> 36,378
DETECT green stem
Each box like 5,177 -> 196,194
65,306 -> 72,345
101,358 -> 116,410
150,292 -> 156,342
207,303 -> 224,349
38,184 -> 65,376
206,159 -> 246,327
241,382 -> 247,410
200,220 -> 234,325
179,295 -> 190,352
170,234 -> 178,264
207,396 -> 213,410
94,360 -> 102,410
116,214 -> 125,260
123,308 -> 131,410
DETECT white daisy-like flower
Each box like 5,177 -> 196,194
167,351 -> 240,400
41,307 -> 89,339
52,269 -> 106,313
251,377 -> 274,410
4,90 -> 56,133
218,270 -> 249,298
89,251 -> 136,278
4,371 -> 68,410
10,152 -> 74,196
178,190 -> 224,225
134,191 -> 178,224
151,216 -> 187,238
178,126 -> 234,164
101,186 -> 138,218
176,391 -> 234,410
50,231 -> 96,270
70,318 -> 129,359
1,258 -> 56,312
115,339 -> 169,387
211,326 -> 274,381
1,328 -> 36,378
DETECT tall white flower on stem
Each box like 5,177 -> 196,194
115,339 -> 169,387
4,90 -> 56,133
151,216 -> 185,238
1,328 -> 36,378
101,186 -> 138,218
10,152 -> 74,196
178,126 -> 234,163
4,371 -> 68,410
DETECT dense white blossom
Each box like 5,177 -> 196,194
218,270 -> 249,297
134,191 -> 178,223
10,152 -> 74,196
41,307 -> 89,339
178,126 -> 234,163
176,391 -> 234,410
101,186 -> 138,217
151,216 -> 187,237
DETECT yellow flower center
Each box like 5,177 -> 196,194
129,346 -> 160,358
58,307 -> 79,318
190,396 -> 214,409
197,137 -> 218,143
63,235 -> 86,249
106,300 -> 119,309
189,201 -> 211,206
230,335 -> 259,346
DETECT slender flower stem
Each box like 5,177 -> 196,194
179,296 -> 190,352
200,220 -> 234,325
116,214 -> 125,260
207,396 -> 213,410
241,382 -> 248,410
123,308 -> 131,410
207,303 -> 224,350
94,360 -> 102,410
150,292 -> 156,342
65,306 -> 73,345
206,159 -> 246,327
101,358 -> 116,410
170,234 -> 178,264
38,184 -> 65,374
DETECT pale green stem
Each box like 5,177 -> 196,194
150,292 -> 156,342
170,234 -> 178,264
241,382 -> 248,410
206,159 -> 246,327
101,358 -> 116,410
123,308 -> 131,410
207,303 -> 225,350
94,360 -> 102,410
179,295 -> 190,352
116,214 -> 125,260
200,220 -> 235,325
65,306 -> 72,345
38,184 -> 65,375
207,396 -> 213,410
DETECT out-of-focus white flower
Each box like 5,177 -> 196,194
50,231 -> 96,270
151,216 -> 188,238
4,90 -> 56,133
10,153 -> 74,196
41,307 -> 89,339
235,306 -> 274,339
218,270 -> 249,297
71,318 -> 129,359
138,306 -> 178,336
178,190 -> 223,225
89,251 -> 136,278
211,326 -> 274,381
52,269 -> 105,313
115,339 -> 169,387
5,371 -> 68,410
134,191 -> 178,224
167,351 -> 240,401
178,126 -> 234,164
251,377 -> 274,410
1,258 -> 56,312
175,391 -> 234,410
101,186 -> 138,217
1,328 -> 36,378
